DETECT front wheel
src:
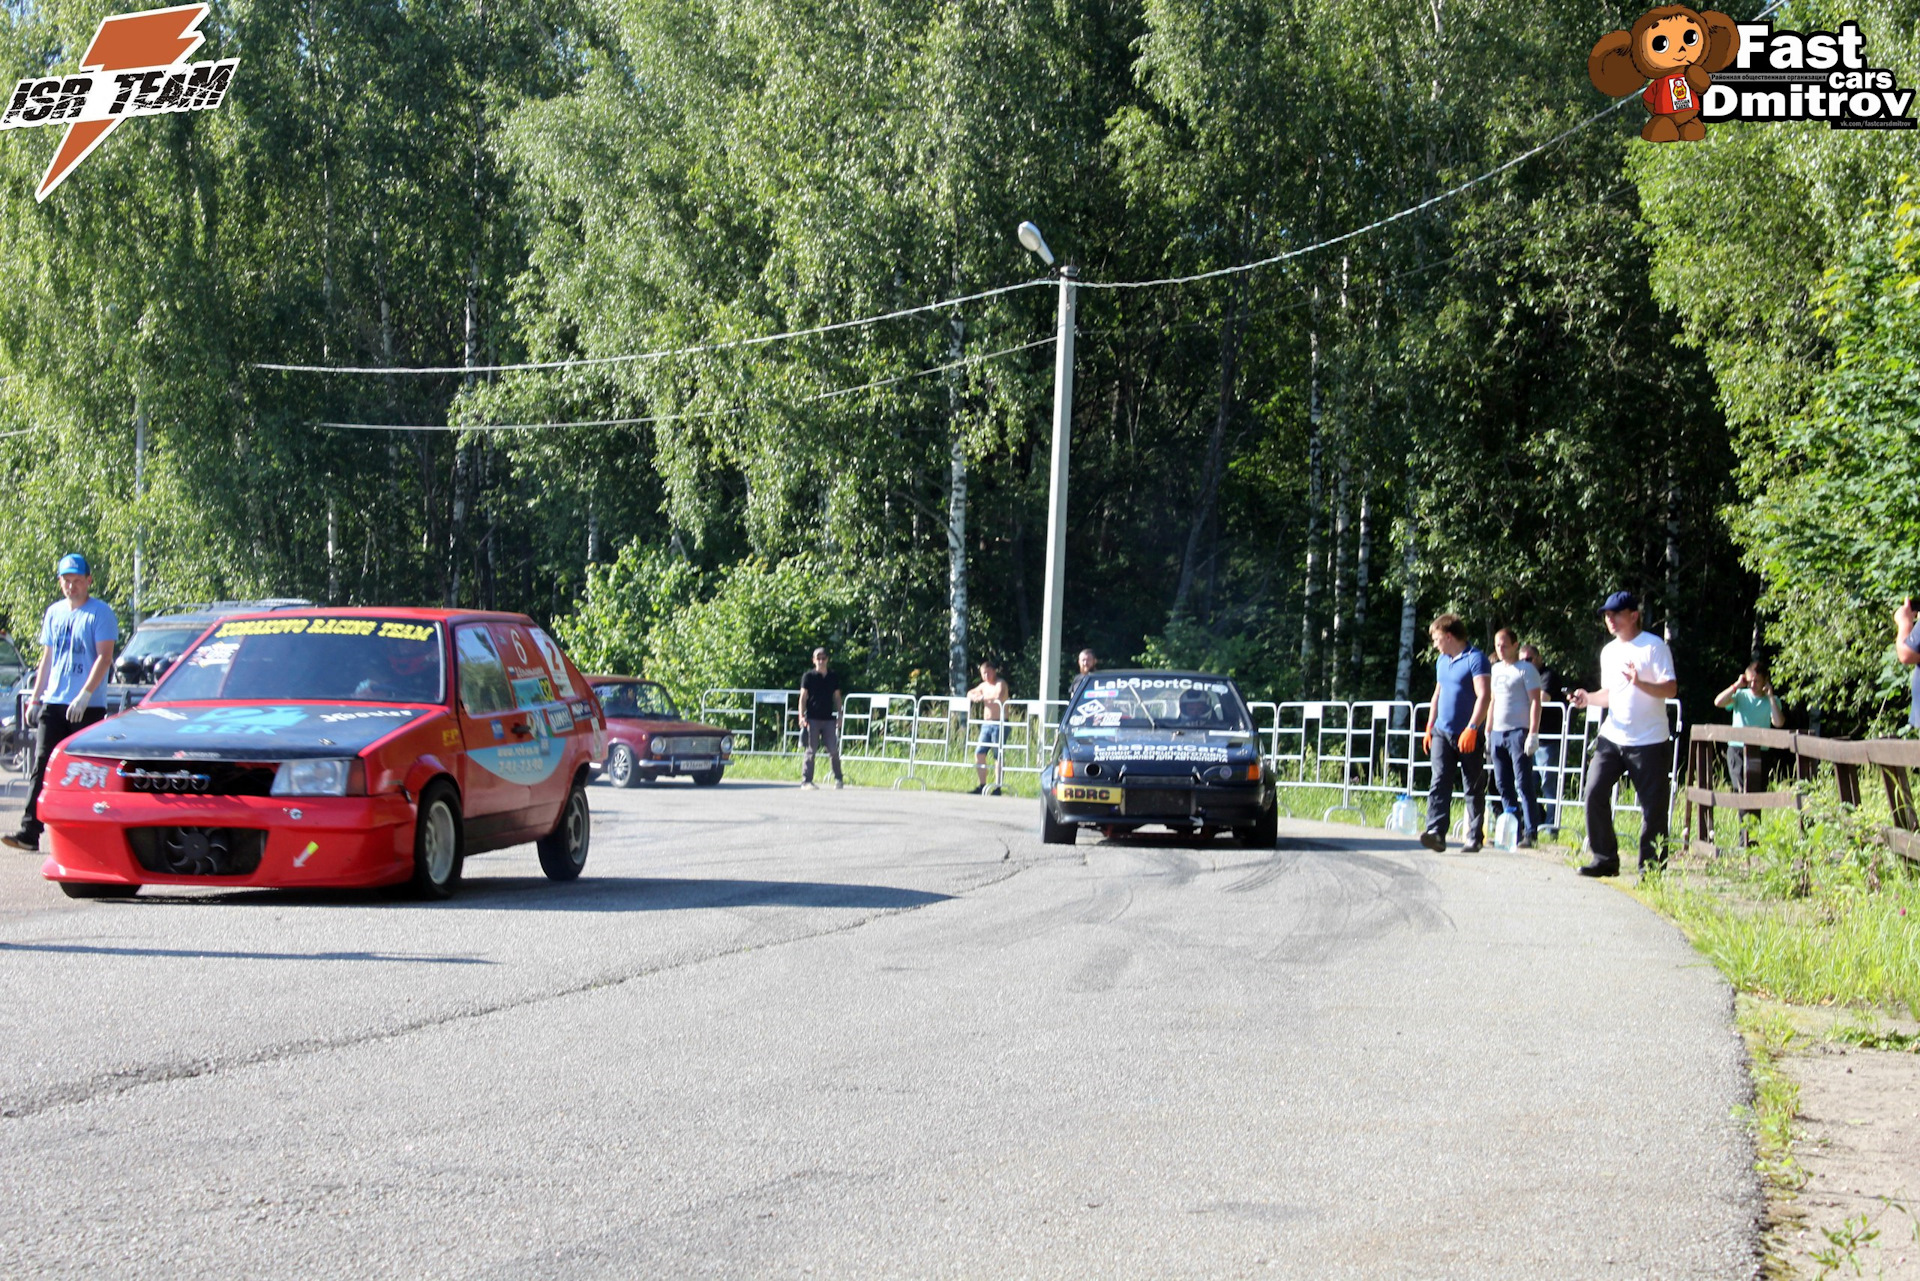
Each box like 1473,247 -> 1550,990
692,767 -> 724,787
1039,801 -> 1077,845
538,780 -> 591,881
1235,803 -> 1279,849
410,781 -> 464,899
605,743 -> 638,789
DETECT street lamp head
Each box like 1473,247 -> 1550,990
1017,220 -> 1055,267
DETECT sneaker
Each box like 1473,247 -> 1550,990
969,785 -> 985,795
1,831 -> 38,852
1578,857 -> 1620,878
1516,835 -> 1536,850
833,780 -> 845,790
1419,830 -> 1445,852
988,785 -> 1002,796
1461,841 -> 1483,853
800,781 -> 817,790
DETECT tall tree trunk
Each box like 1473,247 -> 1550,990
1299,287 -> 1324,690
1350,473 -> 1372,693
1330,452 -> 1351,697
1664,447 -> 1680,643
1173,289 -> 1241,618
1394,480 -> 1418,702
946,315 -> 968,696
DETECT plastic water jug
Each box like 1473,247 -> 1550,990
1494,812 -> 1519,851
1387,794 -> 1420,836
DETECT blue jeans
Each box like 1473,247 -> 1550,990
1425,730 -> 1487,844
1490,728 -> 1546,839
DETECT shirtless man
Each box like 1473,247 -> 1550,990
968,658 -> 1011,795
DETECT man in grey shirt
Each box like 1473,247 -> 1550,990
1487,628 -> 1546,848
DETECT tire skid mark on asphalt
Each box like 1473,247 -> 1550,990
0,859 -> 1034,1122
1068,943 -> 1133,993
1255,847 -> 1450,965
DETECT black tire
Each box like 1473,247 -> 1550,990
59,881 -> 137,899
605,743 -> 638,789
409,781 -> 464,899
1235,802 -> 1279,849
538,779 -> 591,881
692,767 -> 724,787
1040,800 -> 1077,845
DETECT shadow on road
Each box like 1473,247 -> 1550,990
91,877 -> 952,913
0,940 -> 493,964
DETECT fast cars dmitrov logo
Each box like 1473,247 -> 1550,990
0,3 -> 237,200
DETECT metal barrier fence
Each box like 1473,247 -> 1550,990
699,686 -> 1683,820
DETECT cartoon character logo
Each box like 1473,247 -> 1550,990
1589,6 -> 1738,142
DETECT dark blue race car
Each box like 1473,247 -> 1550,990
1040,670 -> 1278,847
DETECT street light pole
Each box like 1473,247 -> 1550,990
1037,264 -> 1077,709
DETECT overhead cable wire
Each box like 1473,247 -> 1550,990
0,424 -> 48,439
314,335 -> 1056,432
264,280 -> 1053,377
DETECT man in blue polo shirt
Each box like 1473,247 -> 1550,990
4,554 -> 119,853
1420,613 -> 1492,853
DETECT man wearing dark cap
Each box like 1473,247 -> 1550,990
1569,591 -> 1678,877
4,554 -> 118,852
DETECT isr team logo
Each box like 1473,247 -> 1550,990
0,3 -> 238,200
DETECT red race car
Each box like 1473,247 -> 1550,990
587,677 -> 734,787
38,608 -> 605,900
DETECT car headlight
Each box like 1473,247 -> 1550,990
650,738 -> 668,756
720,734 -> 734,757
271,758 -> 354,796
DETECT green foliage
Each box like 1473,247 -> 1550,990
550,543 -> 701,677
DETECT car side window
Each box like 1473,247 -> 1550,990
492,624 -> 556,710
455,625 -> 516,717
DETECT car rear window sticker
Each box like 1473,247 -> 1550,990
529,628 -> 576,699
1091,743 -> 1231,763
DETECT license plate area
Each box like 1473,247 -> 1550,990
1123,787 -> 1193,818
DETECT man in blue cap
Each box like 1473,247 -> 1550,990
3,554 -> 119,853
1569,590 -> 1678,877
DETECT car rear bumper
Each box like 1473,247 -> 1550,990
39,791 -> 417,890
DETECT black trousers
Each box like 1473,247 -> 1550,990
1582,737 -> 1671,867
1425,730 -> 1487,844
20,703 -> 106,840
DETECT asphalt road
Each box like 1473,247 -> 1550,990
0,780 -> 1760,1278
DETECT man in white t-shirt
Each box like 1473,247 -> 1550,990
1487,628 -> 1546,847
1570,591 -> 1678,877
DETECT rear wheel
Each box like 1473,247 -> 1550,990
59,881 -> 137,899
692,767 -> 724,786
538,780 -> 591,881
409,782 -> 464,899
1040,801 -> 1077,845
605,743 -> 638,789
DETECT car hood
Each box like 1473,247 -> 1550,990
607,717 -> 727,736
61,702 -> 440,762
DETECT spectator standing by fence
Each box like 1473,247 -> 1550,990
1489,629 -> 1547,848
798,647 -> 844,790
1068,648 -> 1099,701
967,659 -> 1010,795
4,554 -> 117,853
1420,614 -> 1491,853
1571,591 -> 1678,877
1895,598 -> 1920,730
1713,661 -> 1783,791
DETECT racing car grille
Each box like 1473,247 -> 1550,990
126,826 -> 267,877
117,761 -> 278,797
1123,787 -> 1194,817
665,736 -> 720,755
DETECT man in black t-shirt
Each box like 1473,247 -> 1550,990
798,647 -> 845,789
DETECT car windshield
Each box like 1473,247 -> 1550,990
152,617 -> 445,704
120,623 -> 204,663
1066,676 -> 1251,733
594,681 -> 678,719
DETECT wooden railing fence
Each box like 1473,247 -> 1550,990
1682,724 -> 1920,865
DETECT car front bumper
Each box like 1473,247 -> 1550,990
39,791 -> 417,890
1047,777 -> 1271,827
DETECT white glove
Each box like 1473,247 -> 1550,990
1524,732 -> 1540,757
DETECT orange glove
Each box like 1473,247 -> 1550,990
1421,728 -> 1433,755
1459,725 -> 1480,754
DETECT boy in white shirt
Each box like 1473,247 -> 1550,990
1570,591 -> 1678,877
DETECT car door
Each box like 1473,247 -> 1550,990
452,622 -> 532,846
490,621 -> 577,832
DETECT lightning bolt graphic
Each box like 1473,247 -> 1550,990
36,3 -> 208,201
